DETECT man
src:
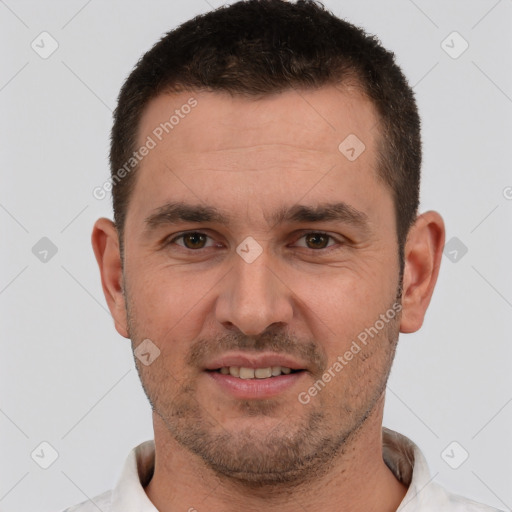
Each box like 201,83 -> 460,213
64,0 -> 500,510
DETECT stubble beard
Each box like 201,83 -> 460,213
125,283 -> 402,488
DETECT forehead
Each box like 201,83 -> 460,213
127,86 -> 389,234
137,85 -> 378,161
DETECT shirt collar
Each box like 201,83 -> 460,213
382,427 -> 436,510
111,439 -> 158,511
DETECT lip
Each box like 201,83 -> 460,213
207,370 -> 307,400
204,352 -> 307,371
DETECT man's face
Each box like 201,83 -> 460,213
121,86 -> 402,483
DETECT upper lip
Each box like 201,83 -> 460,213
204,352 -> 307,371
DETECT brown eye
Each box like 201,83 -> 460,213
182,232 -> 207,249
292,232 -> 342,253
304,233 -> 331,249
165,231 -> 221,252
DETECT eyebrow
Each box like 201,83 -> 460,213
143,200 -> 371,234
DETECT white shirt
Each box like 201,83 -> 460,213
61,428 -> 502,511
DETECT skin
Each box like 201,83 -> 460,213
92,85 -> 445,512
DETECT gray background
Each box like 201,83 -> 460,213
1,0 -> 511,511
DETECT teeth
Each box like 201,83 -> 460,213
271,366 -> 281,376
219,366 -> 295,379
239,367 -> 255,379
255,367 -> 272,379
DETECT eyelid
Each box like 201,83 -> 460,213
165,230 -> 345,252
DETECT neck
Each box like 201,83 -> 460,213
144,397 -> 408,512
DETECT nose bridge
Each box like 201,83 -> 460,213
215,247 -> 293,335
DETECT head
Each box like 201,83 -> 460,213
92,0 -> 444,486
111,0 -> 422,266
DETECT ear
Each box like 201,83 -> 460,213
91,218 -> 129,338
400,211 -> 445,333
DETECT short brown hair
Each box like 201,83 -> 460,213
110,0 -> 421,269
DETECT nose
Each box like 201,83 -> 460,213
214,249 -> 294,336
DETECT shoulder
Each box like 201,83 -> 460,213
58,490 -> 112,512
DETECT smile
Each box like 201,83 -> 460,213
214,366 -> 297,379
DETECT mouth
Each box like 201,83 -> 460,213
203,353 -> 308,399
208,366 -> 302,379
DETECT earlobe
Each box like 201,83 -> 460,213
399,211 -> 445,334
91,218 -> 129,339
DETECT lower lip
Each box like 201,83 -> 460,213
206,371 -> 306,399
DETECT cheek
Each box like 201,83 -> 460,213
292,262 -> 395,335
125,265 -> 217,353
127,261 -> 190,315
304,316 -> 399,416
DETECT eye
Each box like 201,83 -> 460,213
293,232 -> 340,250
164,231 -> 342,252
168,232 -> 218,250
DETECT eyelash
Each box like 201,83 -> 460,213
165,231 -> 344,253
